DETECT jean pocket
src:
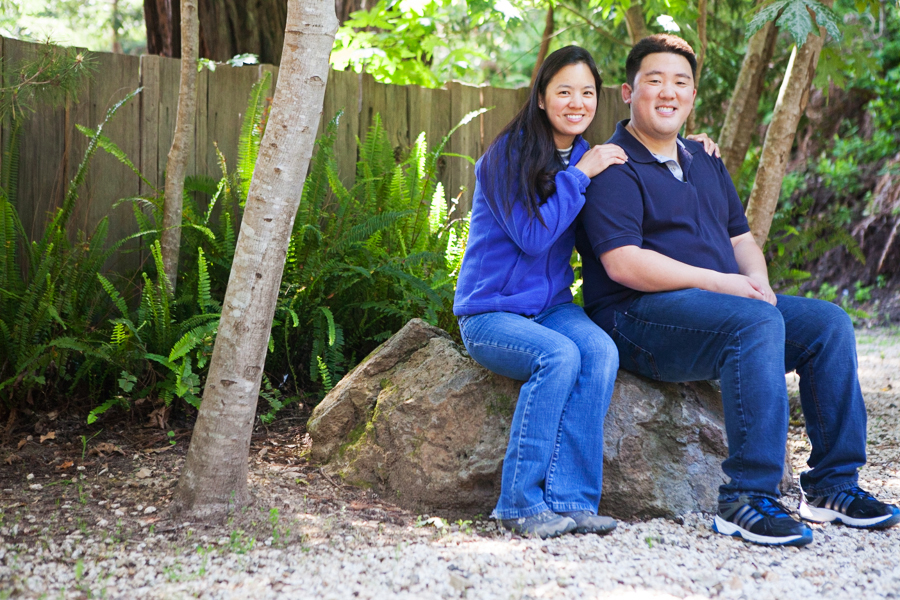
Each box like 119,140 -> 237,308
611,325 -> 660,380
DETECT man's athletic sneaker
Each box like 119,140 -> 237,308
799,486 -> 900,529
713,495 -> 813,547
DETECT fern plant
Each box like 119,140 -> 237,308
269,110 -> 475,398
0,89 -> 140,432
92,241 -> 219,421
766,196 -> 865,295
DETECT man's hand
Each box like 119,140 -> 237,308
686,132 -> 720,158
748,275 -> 777,305
711,273 -> 766,302
574,144 -> 628,179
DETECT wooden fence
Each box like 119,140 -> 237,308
0,36 -> 629,273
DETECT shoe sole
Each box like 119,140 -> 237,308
713,515 -> 813,547
573,522 -> 617,535
501,519 -> 577,539
799,502 -> 900,529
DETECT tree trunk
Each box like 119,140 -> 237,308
144,0 -> 181,57
198,0 -> 288,65
530,5 -> 555,88
144,0 -> 289,64
623,2 -> 649,44
718,20 -> 777,179
684,0 -> 707,136
169,0 -> 338,520
746,1 -> 832,248
160,0 -> 199,291
335,0 -> 365,25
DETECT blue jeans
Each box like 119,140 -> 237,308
458,303 -> 618,519
604,290 -> 867,500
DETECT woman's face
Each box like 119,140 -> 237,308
540,62 -> 597,149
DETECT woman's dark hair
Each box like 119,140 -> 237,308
480,45 -> 602,225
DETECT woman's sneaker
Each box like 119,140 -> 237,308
798,486 -> 900,529
500,510 -> 576,539
713,494 -> 813,547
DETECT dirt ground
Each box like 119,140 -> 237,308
1,325 -> 898,599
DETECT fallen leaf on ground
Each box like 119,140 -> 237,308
135,468 -> 152,479
17,439 -> 26,450
39,432 -> 56,443
90,443 -> 126,456
143,446 -> 174,454
56,460 -> 74,470
4,454 -> 20,465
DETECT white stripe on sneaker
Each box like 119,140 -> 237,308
799,500 -> 897,527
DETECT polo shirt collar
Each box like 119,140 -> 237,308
610,119 -> 698,177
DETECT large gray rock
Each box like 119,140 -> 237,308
308,318 -> 789,519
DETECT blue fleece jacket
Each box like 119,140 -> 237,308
453,136 -> 591,317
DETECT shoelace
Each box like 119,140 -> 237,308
842,486 -> 875,502
750,497 -> 793,520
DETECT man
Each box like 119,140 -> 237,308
576,33 -> 899,547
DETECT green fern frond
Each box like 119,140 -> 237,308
76,124 -> 157,192
237,72 -> 272,203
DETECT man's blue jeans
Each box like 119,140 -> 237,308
458,303 -> 619,519
604,290 -> 867,500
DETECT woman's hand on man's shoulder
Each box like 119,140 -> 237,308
572,144 -> 628,179
685,132 -> 720,157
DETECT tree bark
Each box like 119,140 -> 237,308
746,1 -> 833,248
144,0 -> 289,64
623,2 -> 649,44
718,20 -> 777,179
530,5 -> 555,88
684,0 -> 707,136
198,0 -> 288,65
144,0 -> 181,57
169,0 -> 338,520
161,0 -> 199,291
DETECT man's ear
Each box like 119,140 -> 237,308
622,83 -> 633,104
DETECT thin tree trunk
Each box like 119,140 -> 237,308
623,2 -> 649,44
169,0 -> 338,520
530,5 -> 555,88
684,0 -> 707,136
160,0 -> 199,291
746,2 -> 832,247
112,0 -> 123,53
718,20 -> 777,179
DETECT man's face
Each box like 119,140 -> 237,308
622,52 -> 696,142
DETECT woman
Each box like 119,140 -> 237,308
453,46 -> 627,539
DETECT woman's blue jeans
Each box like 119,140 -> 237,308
458,303 -> 619,519
606,290 -> 867,501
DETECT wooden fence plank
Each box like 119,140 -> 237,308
78,50 -> 142,272
584,86 -> 628,145
321,68 -> 359,188
201,64 -> 261,181
139,55 -> 162,195
408,85 -> 451,202
446,81 -> 482,216
480,86 -> 522,152
4,39 -> 68,242
361,74 -> 410,156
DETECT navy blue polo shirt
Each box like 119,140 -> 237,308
576,120 -> 750,332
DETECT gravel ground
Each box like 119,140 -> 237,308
2,327 -> 899,599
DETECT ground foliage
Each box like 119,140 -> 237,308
0,60 -> 469,431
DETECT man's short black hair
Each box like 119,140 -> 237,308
625,34 -> 697,88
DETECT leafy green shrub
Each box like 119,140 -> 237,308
0,90 -> 139,430
269,111 -> 471,399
